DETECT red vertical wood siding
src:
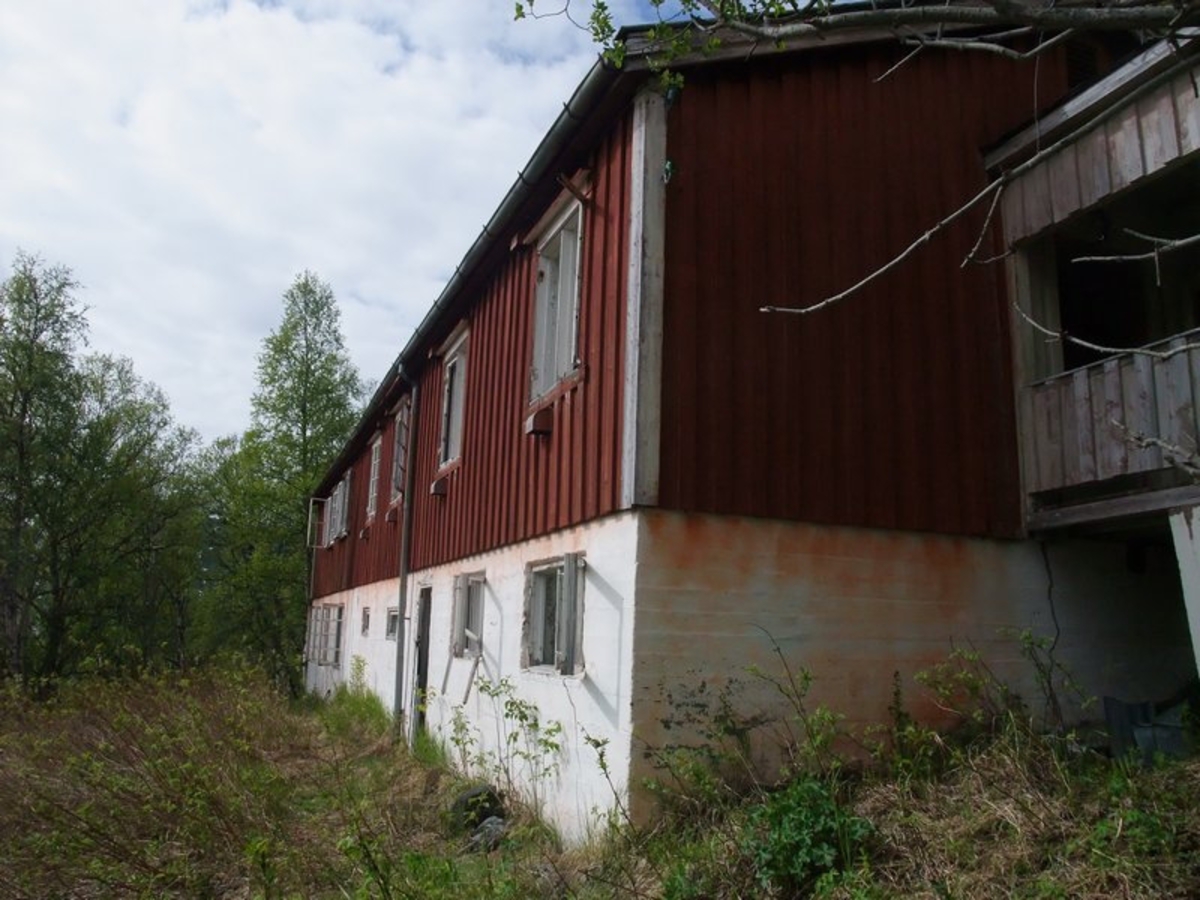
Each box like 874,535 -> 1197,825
311,408 -> 404,599
409,116 -> 632,571
658,46 -> 1069,539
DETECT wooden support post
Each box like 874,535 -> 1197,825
1167,506 -> 1200,680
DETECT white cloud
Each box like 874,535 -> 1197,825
0,0 -> 647,441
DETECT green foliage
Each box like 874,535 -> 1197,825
319,657 -> 393,742
190,271 -> 364,694
744,775 -> 873,893
453,676 -> 566,817
0,251 -> 202,681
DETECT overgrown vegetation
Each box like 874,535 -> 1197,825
2,653 -> 1198,898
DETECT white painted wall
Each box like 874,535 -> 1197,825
407,512 -> 639,843
305,577 -> 402,712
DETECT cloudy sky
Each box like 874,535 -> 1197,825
0,0 -> 653,442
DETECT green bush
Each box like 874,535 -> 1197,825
744,775 -> 873,894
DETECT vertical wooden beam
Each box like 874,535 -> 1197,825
1168,507 -> 1200,680
622,89 -> 667,509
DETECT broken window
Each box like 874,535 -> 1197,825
310,604 -> 344,667
525,553 -> 583,675
452,572 -> 485,658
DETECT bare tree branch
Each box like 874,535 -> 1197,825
1012,299 -> 1200,360
1114,421 -> 1200,478
762,48 -> 1197,315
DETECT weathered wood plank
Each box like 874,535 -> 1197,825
1048,146 -> 1082,224
1032,384 -> 1063,492
1104,358 -> 1127,476
1072,368 -> 1096,483
1173,69 -> 1200,156
1001,181 -> 1026,248
1020,161 -> 1054,237
1029,484 -> 1200,532
1075,125 -> 1112,210
1138,88 -> 1180,175
1060,376 -> 1081,486
1106,103 -> 1145,192
1163,336 -> 1196,450
1123,352 -> 1162,472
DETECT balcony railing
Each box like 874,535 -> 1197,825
1022,328 -> 1200,497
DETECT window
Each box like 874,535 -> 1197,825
365,437 -> 382,521
324,472 -> 352,545
391,397 -> 411,502
310,604 -> 344,667
451,572 -> 485,658
361,606 -> 371,637
531,203 -> 582,399
385,607 -> 399,640
440,334 -> 468,466
525,553 -> 583,674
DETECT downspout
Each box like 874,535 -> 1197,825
392,371 -> 421,741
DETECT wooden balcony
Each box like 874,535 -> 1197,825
1021,328 -> 1200,529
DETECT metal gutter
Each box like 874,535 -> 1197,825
392,373 -> 419,738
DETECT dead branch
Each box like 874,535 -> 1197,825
1072,229 -> 1200,263
1113,421 -> 1200,479
722,4 -> 1187,42
762,48 -> 1197,315
901,27 -> 1076,61
1012,299 -> 1200,360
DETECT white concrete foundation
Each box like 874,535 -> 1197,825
305,577 -> 402,713
309,508 -> 1195,840
402,512 -> 639,842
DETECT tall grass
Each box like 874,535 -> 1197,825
2,656 -> 1198,898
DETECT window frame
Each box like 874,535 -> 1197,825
439,332 -> 469,468
361,605 -> 371,637
451,572 -> 486,659
324,471 -> 352,546
390,396 -> 411,503
310,604 -> 345,667
385,607 -> 400,640
530,201 -> 584,400
523,553 -> 584,675
365,436 -> 382,522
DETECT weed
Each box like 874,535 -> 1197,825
744,774 -> 874,894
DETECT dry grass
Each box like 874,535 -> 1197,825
2,668 -> 1198,899
0,668 -> 565,899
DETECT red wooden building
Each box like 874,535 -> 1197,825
306,27 -> 1200,837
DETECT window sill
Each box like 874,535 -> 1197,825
521,665 -> 585,681
526,365 -> 585,418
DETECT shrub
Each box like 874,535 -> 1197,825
744,774 -> 874,894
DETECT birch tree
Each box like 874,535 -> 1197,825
193,272 -> 363,692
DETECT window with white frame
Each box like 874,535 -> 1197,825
323,472 -> 352,546
361,606 -> 371,637
439,334 -> 468,466
524,553 -> 584,675
365,437 -> 382,521
531,202 -> 582,399
310,604 -> 344,667
451,572 -> 485,658
390,397 -> 411,502
385,607 -> 399,640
